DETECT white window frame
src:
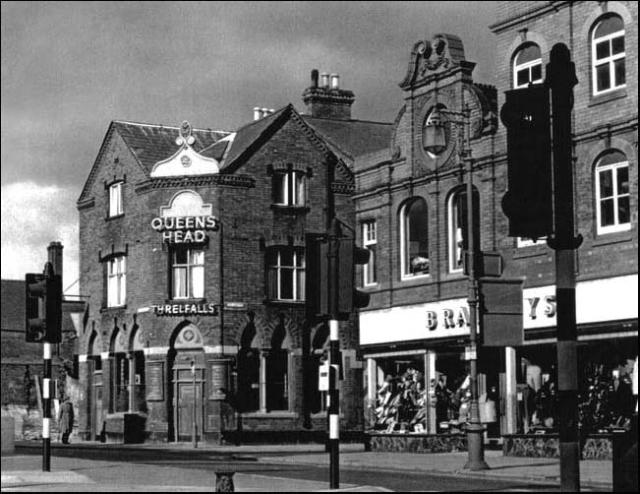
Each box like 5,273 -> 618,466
595,158 -> 630,235
513,47 -> 543,89
268,248 -> 305,301
108,182 -> 123,217
517,237 -> 547,248
107,256 -> 126,307
591,19 -> 625,96
273,170 -> 306,207
400,200 -> 430,281
171,248 -> 205,299
362,220 -> 377,286
447,193 -> 464,273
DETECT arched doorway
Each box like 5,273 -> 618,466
237,323 -> 260,412
168,322 -> 205,442
267,325 -> 291,411
87,330 -> 104,441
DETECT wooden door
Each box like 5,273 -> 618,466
176,382 -> 202,441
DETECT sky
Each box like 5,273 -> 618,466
1,1 -> 498,293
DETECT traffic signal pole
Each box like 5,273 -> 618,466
327,219 -> 341,489
546,43 -> 581,492
43,342 -> 52,471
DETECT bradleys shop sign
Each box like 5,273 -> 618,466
151,215 -> 219,243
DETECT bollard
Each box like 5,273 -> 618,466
215,471 -> 235,492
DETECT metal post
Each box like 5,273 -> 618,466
546,43 -> 580,492
461,107 -> 489,471
327,219 -> 341,489
43,342 -> 51,471
191,360 -> 198,449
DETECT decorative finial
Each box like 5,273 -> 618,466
175,120 -> 195,146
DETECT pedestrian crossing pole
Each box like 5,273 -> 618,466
327,220 -> 341,489
43,342 -> 52,472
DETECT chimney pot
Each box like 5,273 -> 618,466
311,69 -> 319,88
253,107 -> 261,121
261,108 -> 269,117
320,72 -> 330,88
330,74 -> 339,89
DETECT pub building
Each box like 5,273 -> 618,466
75,73 -> 393,443
355,6 -> 637,457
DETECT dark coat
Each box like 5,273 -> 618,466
59,401 -> 74,434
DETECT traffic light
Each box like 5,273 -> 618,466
25,262 -> 62,343
500,85 -> 553,239
337,237 -> 370,319
305,233 -> 329,320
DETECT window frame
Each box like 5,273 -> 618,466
273,170 -> 306,207
361,220 -> 377,286
447,192 -> 465,273
513,44 -> 543,89
595,156 -> 630,235
400,199 -> 430,281
107,255 -> 126,307
108,181 -> 124,218
170,247 -> 205,300
267,247 -> 305,301
591,17 -> 625,96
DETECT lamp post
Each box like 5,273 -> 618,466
424,105 -> 489,471
191,359 -> 198,449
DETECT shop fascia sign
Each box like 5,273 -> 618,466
426,306 -> 470,331
151,215 -> 219,243
151,303 -> 218,316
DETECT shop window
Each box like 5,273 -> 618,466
108,181 -> 124,217
267,325 -> 290,411
237,324 -> 260,413
273,169 -> 305,207
513,43 -> 543,89
447,187 -> 480,273
595,151 -> 630,235
171,248 -> 205,299
591,15 -> 625,95
266,247 -> 305,301
400,198 -> 430,279
107,256 -> 126,307
361,220 -> 377,286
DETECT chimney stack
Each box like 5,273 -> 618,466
302,69 -> 355,120
253,107 -> 262,121
47,241 -> 63,282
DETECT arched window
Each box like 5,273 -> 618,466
400,198 -> 430,278
447,187 -> 480,273
267,325 -> 290,411
595,151 -> 630,234
513,43 -> 543,88
237,324 -> 260,412
592,15 -> 625,95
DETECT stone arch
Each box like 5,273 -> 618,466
87,329 -> 102,356
580,2 -> 633,44
506,32 -> 549,84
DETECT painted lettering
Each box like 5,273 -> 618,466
527,297 -> 540,319
150,217 -> 163,230
162,231 -> 172,243
194,230 -> 205,242
455,307 -> 469,327
544,295 -> 556,317
443,309 -> 455,328
426,311 -> 437,330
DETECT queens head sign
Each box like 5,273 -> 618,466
151,215 -> 219,243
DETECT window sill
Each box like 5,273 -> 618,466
592,229 -> 633,247
165,298 -> 208,304
105,213 -> 125,221
100,305 -> 127,313
512,241 -> 550,259
270,204 -> 310,213
400,274 -> 431,283
264,299 -> 305,307
240,411 -> 298,418
589,87 -> 627,107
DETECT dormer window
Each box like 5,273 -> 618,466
108,182 -> 124,217
273,169 -> 306,207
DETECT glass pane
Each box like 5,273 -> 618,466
190,250 -> 204,265
266,250 -> 278,267
173,267 -> 187,298
617,166 -> 629,194
108,276 -> 117,306
612,35 -> 625,55
594,16 -> 623,38
618,196 -> 630,224
190,266 -> 204,298
296,269 -> 305,300
294,173 -> 305,206
516,69 -> 529,87
174,249 -> 188,265
600,198 -> 615,226
599,151 -> 626,167
599,169 -> 613,198
516,44 -> 541,64
366,247 -> 376,283
280,268 -> 293,299
267,267 -> 277,299
119,273 -> 125,304
614,58 -> 625,86
595,40 -> 610,60
280,248 -> 293,267
596,64 -> 610,91
295,251 -> 305,267
273,174 -> 286,204
531,63 -> 542,82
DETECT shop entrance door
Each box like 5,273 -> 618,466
91,373 -> 104,441
176,382 -> 202,441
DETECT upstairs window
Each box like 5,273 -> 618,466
273,170 -> 306,206
107,256 -> 126,307
108,182 -> 123,217
448,188 -> 480,272
267,247 -> 305,301
400,198 -> 430,279
513,44 -> 542,88
592,15 -> 625,95
362,220 -> 377,286
595,151 -> 630,235
171,248 -> 204,299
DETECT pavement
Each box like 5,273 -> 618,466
1,440 -> 615,491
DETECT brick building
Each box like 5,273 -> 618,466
355,0 -> 637,447
76,72 -> 392,443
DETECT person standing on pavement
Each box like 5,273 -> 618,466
58,396 -> 74,444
